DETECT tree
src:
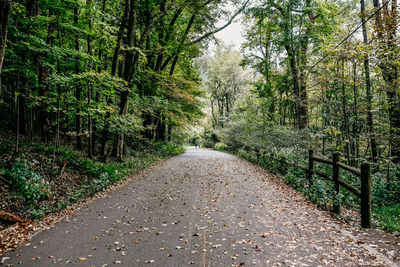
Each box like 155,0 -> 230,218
0,0 -> 11,75
244,0 -> 337,130
360,0 -> 378,162
372,0 -> 400,162
200,45 -> 250,128
0,0 -> 249,161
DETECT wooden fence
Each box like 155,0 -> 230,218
254,149 -> 372,228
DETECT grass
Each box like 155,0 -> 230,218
374,204 -> 400,233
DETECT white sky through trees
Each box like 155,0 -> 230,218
214,16 -> 245,49
209,2 -> 246,52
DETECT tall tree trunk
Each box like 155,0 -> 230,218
341,57 -> 350,163
297,1 -> 313,130
92,0 -> 107,156
165,14 -> 196,75
372,0 -> 400,162
0,0 -> 11,76
74,7 -> 82,150
101,0 -> 130,157
114,0 -> 137,160
210,99 -> 217,127
156,114 -> 166,141
285,45 -> 301,128
14,84 -> 19,153
87,0 -> 93,158
352,61 -> 359,166
27,0 -> 48,142
361,0 -> 378,162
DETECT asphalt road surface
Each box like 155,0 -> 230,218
3,148 -> 400,266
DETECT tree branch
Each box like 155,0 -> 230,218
190,0 -> 250,44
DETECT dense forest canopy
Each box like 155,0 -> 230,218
0,0 -> 249,160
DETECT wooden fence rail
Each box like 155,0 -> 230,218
255,149 -> 372,228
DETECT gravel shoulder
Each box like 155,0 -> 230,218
2,148 -> 399,266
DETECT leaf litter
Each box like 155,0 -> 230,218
1,148 -> 399,266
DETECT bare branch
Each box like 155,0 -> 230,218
190,0 -> 250,44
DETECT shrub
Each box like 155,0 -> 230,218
162,143 -> 186,156
374,204 -> 400,232
9,160 -> 49,205
202,129 -> 220,148
214,142 -> 228,151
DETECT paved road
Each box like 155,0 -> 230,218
3,148 -> 400,266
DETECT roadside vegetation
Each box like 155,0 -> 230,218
0,138 -> 184,224
195,0 -> 400,234
0,0 -> 243,226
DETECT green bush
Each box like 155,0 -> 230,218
85,172 -> 110,195
1,140 -> 186,220
9,160 -> 49,205
374,204 -> 400,232
214,142 -> 228,151
202,129 -> 220,148
162,142 -> 186,156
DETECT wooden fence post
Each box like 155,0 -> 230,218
308,150 -> 314,186
361,162 -> 372,228
332,152 -> 341,214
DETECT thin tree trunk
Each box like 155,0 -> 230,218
92,0 -> 107,156
14,91 -> 19,154
341,57 -> 350,163
115,0 -> 137,160
167,124 -> 171,141
0,0 -> 11,76
74,7 -> 82,150
372,0 -> 400,162
165,14 -> 196,75
361,0 -> 378,162
285,45 -> 301,128
53,83 -> 61,163
101,0 -> 130,158
87,0 -> 93,158
352,61 -> 359,167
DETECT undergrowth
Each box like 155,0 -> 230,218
0,139 -> 185,220
214,144 -> 400,234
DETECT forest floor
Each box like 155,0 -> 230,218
1,148 -> 400,266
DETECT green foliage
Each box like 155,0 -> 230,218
30,207 -> 46,220
202,128 -> 220,148
143,141 -> 186,158
0,0 -> 222,164
84,172 -> 110,196
78,158 -> 126,183
214,142 -> 228,151
8,160 -> 50,205
162,143 -> 186,156
198,45 -> 250,129
374,205 -> 400,233
0,139 -> 185,220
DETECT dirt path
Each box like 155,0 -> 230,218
2,148 -> 399,266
